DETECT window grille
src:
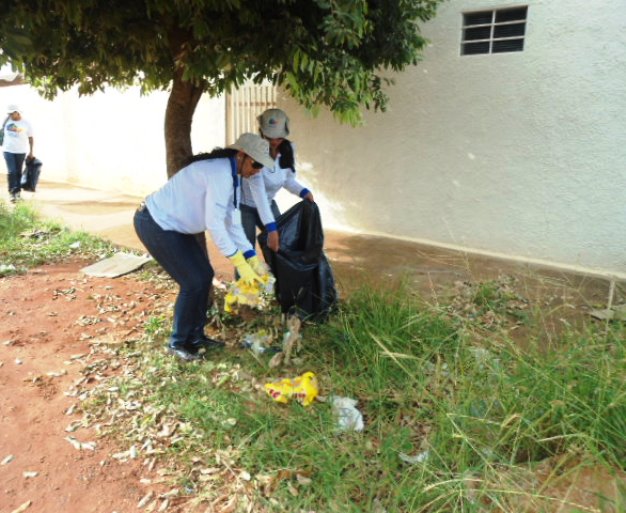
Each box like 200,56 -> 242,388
225,81 -> 277,145
461,6 -> 528,55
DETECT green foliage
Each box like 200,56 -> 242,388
0,199 -> 37,242
144,315 -> 169,340
0,0 -> 442,123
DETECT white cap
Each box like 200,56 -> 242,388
7,104 -> 21,114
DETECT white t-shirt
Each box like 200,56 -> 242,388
145,157 -> 253,258
2,118 -> 33,154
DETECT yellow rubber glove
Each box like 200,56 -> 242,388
247,255 -> 269,276
229,251 -> 263,284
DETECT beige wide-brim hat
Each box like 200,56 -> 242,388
258,108 -> 290,139
229,133 -> 275,169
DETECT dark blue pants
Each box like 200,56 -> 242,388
240,200 -> 281,250
133,206 -> 214,348
4,152 -> 26,194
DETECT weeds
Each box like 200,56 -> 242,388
0,200 -> 114,269
82,277 -> 626,513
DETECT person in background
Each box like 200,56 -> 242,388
240,108 -> 314,253
133,133 -> 274,361
2,104 -> 34,203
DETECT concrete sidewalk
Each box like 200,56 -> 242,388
8,179 -> 618,304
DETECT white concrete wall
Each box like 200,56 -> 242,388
0,84 -> 225,197
283,0 -> 626,276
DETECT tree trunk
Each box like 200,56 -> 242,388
164,68 -> 204,177
164,69 -> 208,257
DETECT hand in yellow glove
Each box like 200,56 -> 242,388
247,255 -> 269,277
229,251 -> 263,285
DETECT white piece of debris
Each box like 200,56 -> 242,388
80,252 -> 152,278
1,454 -> 15,465
23,471 -> 39,478
399,450 -> 430,465
330,396 -> 364,432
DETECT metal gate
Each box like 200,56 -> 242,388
225,81 -> 277,145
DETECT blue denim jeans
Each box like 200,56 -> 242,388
133,206 -> 214,348
240,201 -> 281,250
4,152 -> 26,194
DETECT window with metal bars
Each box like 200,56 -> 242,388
461,6 -> 528,55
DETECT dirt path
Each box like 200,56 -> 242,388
0,260 -> 174,513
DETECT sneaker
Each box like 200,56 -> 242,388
189,335 -> 225,351
167,344 -> 203,362
10,193 -> 17,203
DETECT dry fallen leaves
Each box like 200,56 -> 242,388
10,501 -> 32,513
65,436 -> 96,451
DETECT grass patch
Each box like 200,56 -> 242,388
0,200 -> 115,273
87,281 -> 625,512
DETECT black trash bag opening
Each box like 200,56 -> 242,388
258,201 -> 338,322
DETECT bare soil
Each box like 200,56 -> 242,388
0,260 -> 176,513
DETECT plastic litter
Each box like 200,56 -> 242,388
264,371 -> 318,406
399,450 -> 429,465
224,273 -> 275,314
241,329 -> 277,355
330,396 -> 364,432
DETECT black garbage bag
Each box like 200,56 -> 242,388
258,201 -> 337,322
22,157 -> 42,192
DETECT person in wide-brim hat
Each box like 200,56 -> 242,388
133,133 -> 273,361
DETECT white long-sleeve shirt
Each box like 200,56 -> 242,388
240,142 -> 308,227
145,157 -> 253,257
